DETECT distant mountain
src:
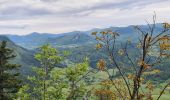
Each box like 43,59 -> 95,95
7,23 -> 164,50
3,23 -> 170,81
86,24 -> 164,41
8,32 -> 60,49
46,31 -> 95,48
0,35 -> 38,75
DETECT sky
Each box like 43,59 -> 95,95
0,0 -> 170,35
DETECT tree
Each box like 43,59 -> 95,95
28,44 -> 63,100
0,41 -> 21,100
22,44 -> 93,100
65,58 -> 91,100
47,67 -> 67,99
46,59 -> 92,100
92,14 -> 170,100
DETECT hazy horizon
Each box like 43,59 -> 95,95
1,22 -> 164,36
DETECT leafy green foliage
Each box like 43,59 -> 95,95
0,41 -> 21,100
65,59 -> 89,100
2,21 -> 170,99
15,85 -> 31,100
28,44 -> 63,100
16,44 -> 96,100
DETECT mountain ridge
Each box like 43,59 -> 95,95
7,23 -> 164,49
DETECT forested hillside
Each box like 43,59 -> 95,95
1,22 -> 170,100
8,24 -> 164,50
0,35 -> 38,75
5,24 -> 170,82
1,0 -> 170,99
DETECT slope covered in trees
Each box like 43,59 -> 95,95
1,21 -> 170,100
0,36 -> 38,75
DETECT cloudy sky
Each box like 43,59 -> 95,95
0,0 -> 170,35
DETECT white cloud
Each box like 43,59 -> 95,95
0,0 -> 169,35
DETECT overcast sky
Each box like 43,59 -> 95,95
0,0 -> 170,35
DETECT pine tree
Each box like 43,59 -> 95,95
0,41 -> 21,100
29,44 -> 63,100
